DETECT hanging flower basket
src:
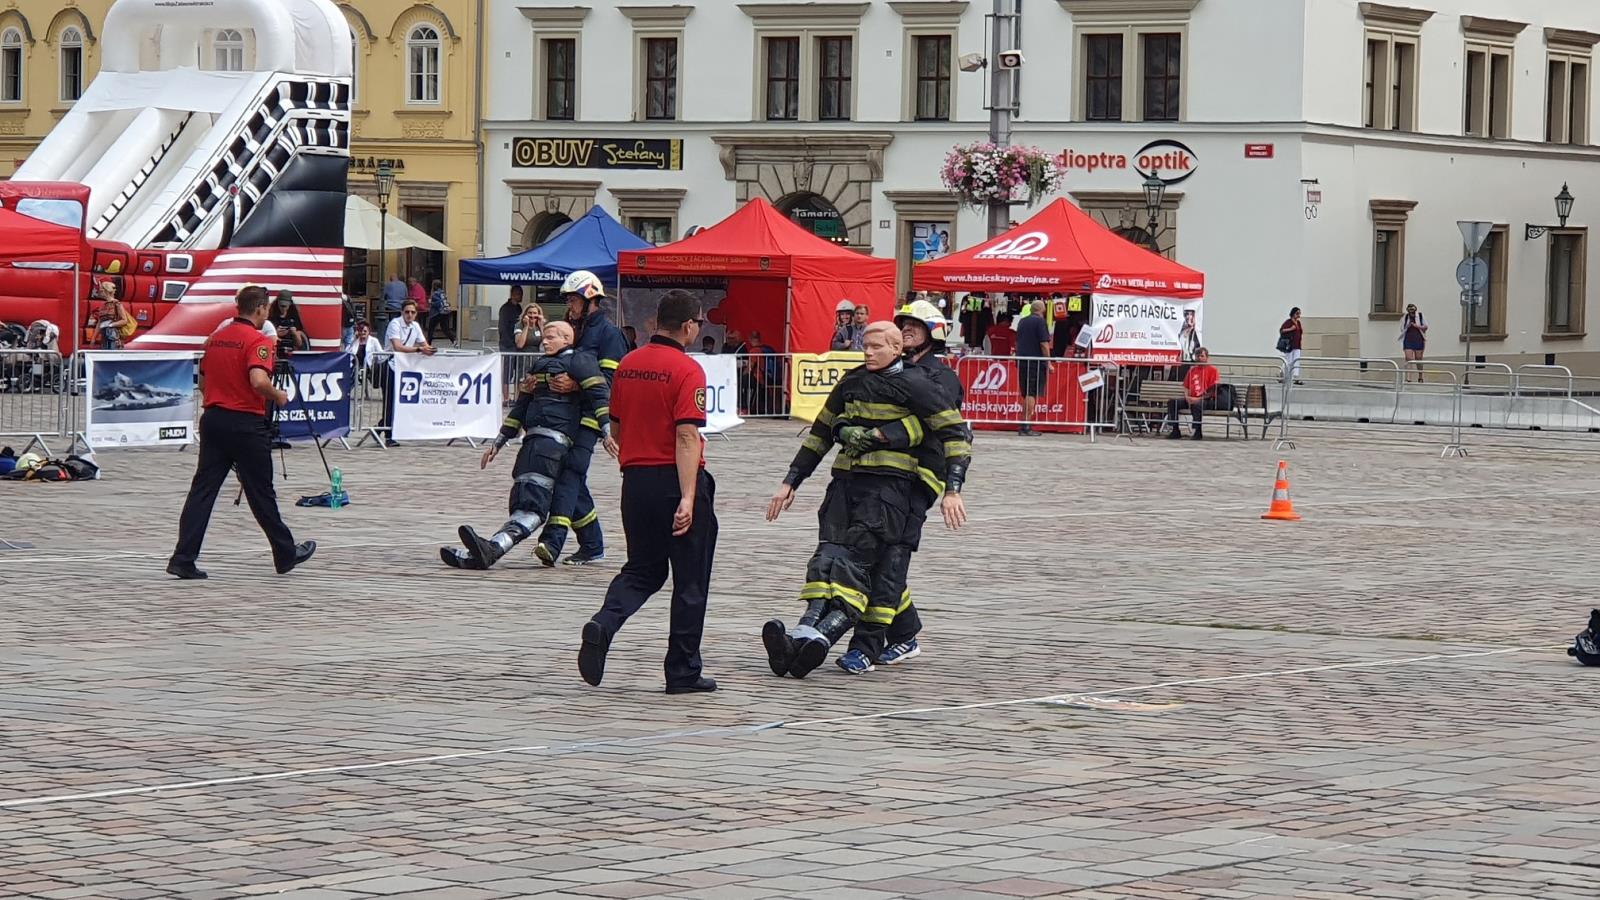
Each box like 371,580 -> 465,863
940,142 -> 1067,209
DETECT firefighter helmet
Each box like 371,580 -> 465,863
895,299 -> 950,343
560,270 -> 606,300
836,299 -> 856,313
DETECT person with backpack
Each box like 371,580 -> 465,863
91,283 -> 136,349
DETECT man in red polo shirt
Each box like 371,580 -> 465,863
578,289 -> 718,694
168,285 -> 315,579
1168,347 -> 1220,441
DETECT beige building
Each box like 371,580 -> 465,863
0,1 -> 484,313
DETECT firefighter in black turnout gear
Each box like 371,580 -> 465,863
442,321 -> 609,570
763,322 -> 971,679
835,299 -> 972,673
537,269 -> 629,566
1569,609 -> 1600,666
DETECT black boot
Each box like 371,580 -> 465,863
1192,425 -> 1204,441
762,619 -> 795,677
458,525 -> 506,569
1167,427 -> 1182,439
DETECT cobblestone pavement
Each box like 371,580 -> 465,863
3,421 -> 1596,900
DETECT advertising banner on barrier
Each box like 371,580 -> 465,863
787,351 -> 864,423
391,352 -> 502,441
275,352 -> 353,442
1089,294 -> 1204,364
83,351 -> 199,447
957,357 -> 1086,434
694,353 -> 744,435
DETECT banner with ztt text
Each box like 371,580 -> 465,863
787,351 -> 864,424
391,352 -> 502,441
693,353 -> 744,435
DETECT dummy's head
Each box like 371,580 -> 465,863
862,321 -> 903,371
542,320 -> 575,354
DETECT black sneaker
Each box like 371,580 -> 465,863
562,548 -> 606,566
578,620 -> 610,686
533,543 -> 557,567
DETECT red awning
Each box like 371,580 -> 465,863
0,205 -> 82,265
912,198 -> 1205,298
626,197 -> 896,284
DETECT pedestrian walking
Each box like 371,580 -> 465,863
1278,306 -> 1304,384
1401,304 -> 1427,382
167,286 -> 315,580
1016,298 -> 1050,435
578,289 -> 718,694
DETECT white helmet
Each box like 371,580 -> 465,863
561,270 -> 606,300
836,299 -> 855,313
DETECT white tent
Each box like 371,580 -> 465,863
344,195 -> 449,251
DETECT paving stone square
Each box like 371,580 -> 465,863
2,421 -> 1595,899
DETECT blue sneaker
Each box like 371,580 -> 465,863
836,649 -> 875,675
877,640 -> 921,665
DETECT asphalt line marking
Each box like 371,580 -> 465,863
15,487 -> 1600,565
0,644 -> 1549,810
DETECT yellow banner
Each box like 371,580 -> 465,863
788,352 -> 864,423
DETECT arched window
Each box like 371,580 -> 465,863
406,24 -> 440,104
214,29 -> 244,71
60,26 -> 83,102
1,29 -> 22,103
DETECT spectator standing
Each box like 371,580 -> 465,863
92,282 -> 135,349
513,303 -> 546,349
381,299 -> 435,446
746,329 -> 779,414
1167,347 -> 1219,441
381,274 -> 407,331
407,276 -> 427,307
622,325 -> 639,353
344,320 -> 384,391
1278,306 -> 1304,383
830,300 -> 859,350
499,286 -> 525,399
427,279 -> 456,344
578,289 -> 718,694
1016,298 -> 1050,435
1401,304 -> 1427,382
700,336 -> 716,354
341,296 -> 357,348
849,304 -> 870,350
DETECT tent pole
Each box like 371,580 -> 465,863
784,276 -> 793,355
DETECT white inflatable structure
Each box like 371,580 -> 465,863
13,0 -> 351,250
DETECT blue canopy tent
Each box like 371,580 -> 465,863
458,206 -> 653,287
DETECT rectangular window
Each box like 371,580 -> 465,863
544,38 -> 576,121
1547,55 -> 1590,144
1465,227 -> 1507,336
816,36 -> 852,121
61,44 -> 82,102
1465,45 -> 1512,138
1,44 -> 20,103
913,34 -> 951,121
629,217 -> 673,245
1365,34 -> 1416,131
1547,231 -> 1586,334
764,36 -> 800,121
1372,228 -> 1402,314
643,37 -> 677,120
1141,33 -> 1181,122
1084,34 -> 1123,122
1572,62 -> 1590,143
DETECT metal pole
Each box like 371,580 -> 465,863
986,0 -> 1014,239
378,200 -> 387,324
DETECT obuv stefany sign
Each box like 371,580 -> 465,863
1060,139 -> 1199,185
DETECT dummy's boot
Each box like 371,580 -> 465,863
762,619 -> 795,677
440,546 -> 474,569
789,607 -> 852,679
459,514 -> 540,570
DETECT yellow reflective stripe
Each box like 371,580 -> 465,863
802,433 -> 828,454
581,417 -> 600,430
855,450 -> 916,471
916,466 -> 945,496
594,406 -> 610,418
927,409 -> 964,429
799,581 -> 867,611
503,417 -> 522,429
548,516 -> 572,529
899,415 -> 924,446
600,358 -> 620,370
943,439 -> 972,458
816,407 -> 837,426
861,605 -> 896,626
844,400 -> 912,420
581,377 -> 606,390
573,510 -> 599,529
896,590 -> 914,614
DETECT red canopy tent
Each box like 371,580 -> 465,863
912,197 -> 1204,298
0,206 -> 87,350
623,197 -> 896,353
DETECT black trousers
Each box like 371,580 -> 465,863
172,407 -> 297,568
591,465 -> 718,686
541,429 -> 603,555
845,482 -> 930,659
1167,398 -> 1204,430
379,366 -> 395,431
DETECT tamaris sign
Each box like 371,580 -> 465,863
1059,140 -> 1199,185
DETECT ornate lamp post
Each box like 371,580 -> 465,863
375,162 -> 395,308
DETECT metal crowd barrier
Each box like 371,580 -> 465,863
726,352 -> 792,418
1111,354 -> 1291,445
0,348 -> 68,455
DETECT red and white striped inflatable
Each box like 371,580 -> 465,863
129,247 -> 344,351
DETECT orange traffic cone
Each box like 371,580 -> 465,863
1261,460 -> 1302,521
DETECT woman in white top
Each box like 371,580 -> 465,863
344,319 -> 385,391
379,299 -> 435,446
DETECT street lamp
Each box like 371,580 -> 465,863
375,162 -> 395,312
1141,173 -> 1167,251
1525,182 -> 1575,240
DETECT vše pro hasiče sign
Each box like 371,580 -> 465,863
1089,294 -> 1205,364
